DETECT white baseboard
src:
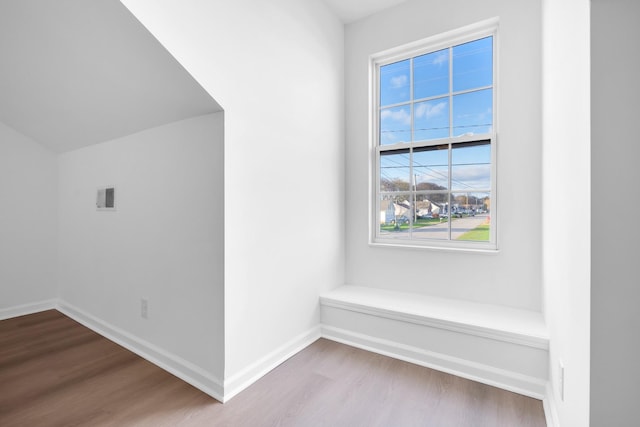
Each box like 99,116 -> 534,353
0,299 -> 57,321
4,299 -> 321,404
321,324 -> 547,399
223,326 -> 322,402
56,300 -> 224,402
543,381 -> 561,427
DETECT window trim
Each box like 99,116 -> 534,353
369,18 -> 499,252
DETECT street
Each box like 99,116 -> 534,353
382,214 -> 489,241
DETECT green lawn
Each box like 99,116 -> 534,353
456,223 -> 490,241
380,217 -> 444,232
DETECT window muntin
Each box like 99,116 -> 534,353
373,28 -> 496,250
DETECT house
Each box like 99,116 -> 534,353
415,200 -> 441,217
380,199 -> 411,224
0,1 -> 637,426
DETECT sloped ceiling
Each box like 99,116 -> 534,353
0,0 -> 221,153
322,0 -> 408,23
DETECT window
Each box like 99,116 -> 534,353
372,20 -> 497,250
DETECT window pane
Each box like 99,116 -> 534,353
379,195 -> 412,238
451,141 -> 491,191
452,89 -> 492,136
414,98 -> 449,141
452,192 -> 490,242
453,36 -> 492,92
413,48 -> 449,100
412,192 -> 449,241
380,60 -> 410,107
413,145 -> 449,189
380,105 -> 411,145
380,149 -> 410,192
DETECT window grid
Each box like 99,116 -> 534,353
373,26 -> 497,250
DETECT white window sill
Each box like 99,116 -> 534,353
370,239 -> 499,255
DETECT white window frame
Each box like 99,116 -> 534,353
369,18 -> 499,252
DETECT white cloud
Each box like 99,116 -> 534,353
381,107 -> 411,125
415,101 -> 447,119
432,52 -> 448,66
452,165 -> 491,189
455,108 -> 492,122
390,74 -> 408,88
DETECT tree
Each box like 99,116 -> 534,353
381,177 -> 410,192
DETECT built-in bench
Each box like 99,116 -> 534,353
320,285 -> 549,398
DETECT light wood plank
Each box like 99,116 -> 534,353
0,310 -> 546,426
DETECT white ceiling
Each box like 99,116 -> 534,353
0,0 -> 221,153
322,0 -> 408,23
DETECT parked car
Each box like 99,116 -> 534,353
391,216 -> 410,224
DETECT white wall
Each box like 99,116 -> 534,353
119,0 -> 345,385
542,0 -> 591,425
57,113 -> 224,382
0,121 -> 57,311
591,1 -> 640,425
344,0 -> 543,310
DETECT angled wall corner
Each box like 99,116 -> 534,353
120,0 -> 346,399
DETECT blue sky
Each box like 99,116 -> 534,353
380,142 -> 491,191
379,36 -> 493,191
379,36 -> 493,145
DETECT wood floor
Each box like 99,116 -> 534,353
0,310 -> 546,426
